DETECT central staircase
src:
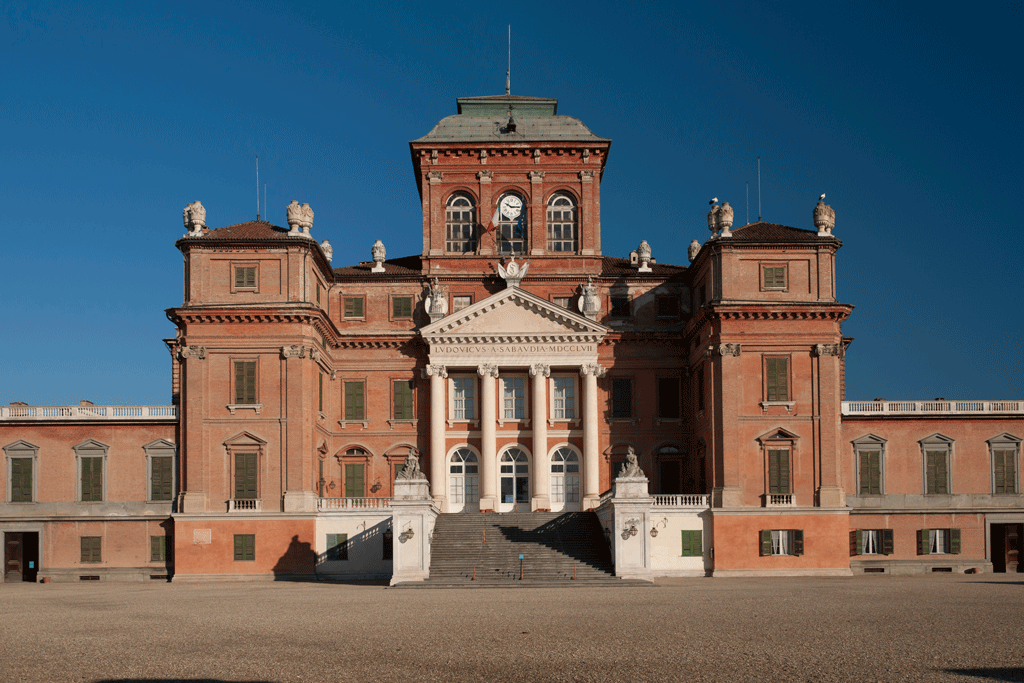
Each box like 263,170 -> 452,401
394,511 -> 651,588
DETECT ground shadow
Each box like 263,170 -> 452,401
945,668 -> 1024,681
271,534 -> 317,579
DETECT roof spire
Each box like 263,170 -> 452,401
506,24 -> 511,96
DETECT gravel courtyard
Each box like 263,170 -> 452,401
1,575 -> 1022,683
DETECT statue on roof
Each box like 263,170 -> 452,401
426,278 -> 448,320
397,448 -> 425,481
371,240 -> 386,273
620,446 -> 644,478
497,255 -> 529,288
182,201 -> 206,236
300,203 -> 314,235
320,240 -> 333,263
286,200 -> 303,236
578,277 -> 600,320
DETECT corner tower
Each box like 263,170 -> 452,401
410,95 -> 611,275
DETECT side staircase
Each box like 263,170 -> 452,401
396,511 -> 651,588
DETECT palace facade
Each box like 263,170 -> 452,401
2,93 -> 1022,583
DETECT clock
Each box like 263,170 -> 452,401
500,195 -> 523,220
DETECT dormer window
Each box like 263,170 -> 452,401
445,193 -> 477,253
546,193 -> 577,252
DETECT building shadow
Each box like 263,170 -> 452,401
944,668 -> 1024,682
271,535 -> 317,580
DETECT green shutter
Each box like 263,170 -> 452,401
792,529 -> 804,556
851,530 -> 862,556
882,529 -> 894,556
918,529 -> 928,555
234,534 -> 255,561
81,537 -> 101,563
318,373 -> 324,413
994,449 -> 1016,494
859,451 -> 881,495
328,533 -> 348,561
81,457 -> 103,502
926,451 -> 948,494
393,296 -> 412,318
345,382 -> 365,421
949,528 -> 961,555
345,464 -> 365,498
681,530 -> 702,557
151,456 -> 173,501
235,361 -> 257,404
766,358 -> 789,402
11,457 -> 32,502
151,536 -> 166,562
768,450 -> 790,494
760,530 -> 772,556
235,453 -> 257,499
394,380 -> 414,420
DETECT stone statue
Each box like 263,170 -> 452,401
707,203 -> 719,235
183,201 -> 206,235
578,277 -> 600,320
371,240 -> 386,273
300,203 -> 314,234
497,256 -> 529,288
637,240 -> 652,272
718,202 -> 734,237
814,199 -> 836,236
397,449 -> 424,480
688,239 -> 700,262
620,446 -> 644,478
426,278 -> 448,317
286,200 -> 303,235
320,240 -> 333,263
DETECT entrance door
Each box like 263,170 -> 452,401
660,460 -> 681,495
4,532 -> 38,583
448,448 -> 480,513
991,524 -> 1023,573
550,447 -> 581,512
499,448 -> 529,512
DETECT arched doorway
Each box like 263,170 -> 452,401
499,447 -> 530,512
550,447 -> 581,512
448,448 -> 479,513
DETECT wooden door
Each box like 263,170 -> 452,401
4,533 -> 23,582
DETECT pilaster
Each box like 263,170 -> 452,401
530,364 -> 551,511
478,363 -> 499,512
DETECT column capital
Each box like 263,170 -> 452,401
814,343 -> 843,358
177,345 -> 206,361
706,343 -> 741,357
281,344 -> 307,359
579,363 -> 606,378
529,363 -> 550,378
477,363 -> 499,378
422,364 -> 448,379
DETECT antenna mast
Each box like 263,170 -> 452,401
746,182 -> 749,226
264,183 -> 267,224
506,24 -> 511,95
256,156 -> 260,221
757,157 -> 762,222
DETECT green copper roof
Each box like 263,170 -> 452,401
457,95 -> 557,117
412,95 -> 608,144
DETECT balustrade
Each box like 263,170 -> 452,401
842,400 -> 1022,416
652,494 -> 709,508
318,497 -> 392,511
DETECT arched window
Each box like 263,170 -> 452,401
446,193 -> 476,253
495,192 -> 528,255
550,447 -> 580,505
449,448 -> 479,507
546,193 -> 577,252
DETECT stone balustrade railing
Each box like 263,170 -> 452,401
228,499 -> 262,512
652,494 -> 709,508
842,400 -> 1023,416
765,494 -> 795,507
318,497 -> 393,511
0,405 -> 178,420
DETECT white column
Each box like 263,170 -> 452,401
530,364 -> 550,511
423,364 -> 448,507
478,364 -> 499,512
581,363 -> 606,508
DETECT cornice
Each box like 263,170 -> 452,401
428,334 -> 602,345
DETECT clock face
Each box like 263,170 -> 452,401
500,195 -> 523,220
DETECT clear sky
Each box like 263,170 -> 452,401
1,1 -> 1021,406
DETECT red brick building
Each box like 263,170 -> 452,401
2,92 -> 1021,582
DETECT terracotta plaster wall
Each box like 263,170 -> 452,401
173,518 -> 316,576
841,418 -> 1024,495
712,512 -> 851,571
849,512 -> 987,561
0,422 -> 176,503
44,519 -> 170,570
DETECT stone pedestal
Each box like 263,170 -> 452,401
179,491 -> 207,513
282,490 -> 319,512
816,485 -> 846,508
711,486 -> 744,508
609,476 -> 654,581
390,478 -> 438,585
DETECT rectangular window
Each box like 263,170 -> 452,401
611,378 -> 632,418
768,449 -> 790,494
851,529 -> 894,556
553,296 -> 571,309
657,377 -> 680,418
81,536 -> 102,563
234,360 -> 257,405
81,456 -> 103,502
553,377 -> 576,420
919,528 -> 961,555
657,296 -> 679,319
343,296 -> 364,319
344,381 -> 365,421
10,457 -> 33,502
858,450 -> 882,495
452,295 -> 472,313
234,453 -> 258,500
151,536 -> 167,562
502,377 -> 525,419
610,296 -> 630,318
393,379 -> 414,419
680,530 -> 703,557
316,282 -> 321,306
234,265 -> 256,289
765,357 -> 790,402
762,265 -> 787,290
452,378 -> 475,420
925,450 -> 949,494
150,456 -> 173,501
760,529 -> 804,556
345,464 -> 365,498
327,533 -> 348,561
392,296 -> 413,319
318,372 -> 324,413
233,534 -> 255,561
994,449 -> 1017,494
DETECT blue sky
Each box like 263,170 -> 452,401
1,1 -> 1021,406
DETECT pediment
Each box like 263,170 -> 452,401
3,439 -> 39,454
421,286 -> 606,342
224,431 -> 267,448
